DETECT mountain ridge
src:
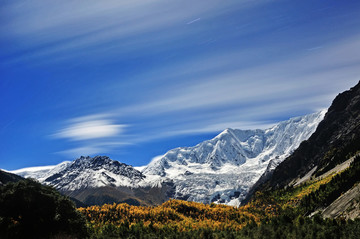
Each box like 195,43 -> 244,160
141,110 -> 325,205
244,81 -> 360,219
10,110 -> 326,206
262,81 -> 360,190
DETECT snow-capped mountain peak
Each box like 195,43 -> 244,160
46,155 -> 146,191
141,110 -> 326,205
12,156 -> 145,191
144,110 -> 326,177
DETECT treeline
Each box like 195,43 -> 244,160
250,154 -> 360,216
301,154 -> 360,213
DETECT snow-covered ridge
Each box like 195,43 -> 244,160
10,110 -> 326,205
141,110 -> 327,205
11,156 -> 145,191
143,110 -> 327,176
11,161 -> 71,181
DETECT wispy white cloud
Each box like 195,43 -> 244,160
13,0 -> 358,161
1,0 -> 260,66
50,33 -> 360,156
52,114 -> 132,157
109,34 -> 360,119
53,119 -> 127,141
69,113 -> 114,123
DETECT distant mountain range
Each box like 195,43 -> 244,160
10,110 -> 325,206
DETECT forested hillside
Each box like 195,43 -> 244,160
0,180 -> 88,238
76,154 -> 360,238
0,170 -> 23,185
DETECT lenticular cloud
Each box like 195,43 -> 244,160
54,119 -> 126,141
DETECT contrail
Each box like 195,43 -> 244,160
187,18 -> 201,25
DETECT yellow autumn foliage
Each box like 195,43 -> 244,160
78,199 -> 260,232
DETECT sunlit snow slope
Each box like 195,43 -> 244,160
141,110 -> 326,206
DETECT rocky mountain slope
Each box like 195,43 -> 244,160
13,156 -> 145,191
322,182 -> 360,220
43,156 -> 145,191
11,156 -> 172,206
262,81 -> 360,189
248,81 -> 360,219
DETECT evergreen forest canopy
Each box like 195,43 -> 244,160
0,179 -> 89,239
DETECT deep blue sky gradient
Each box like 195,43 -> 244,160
1,0 -> 360,170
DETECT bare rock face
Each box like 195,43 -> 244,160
265,81 -> 360,189
322,183 -> 360,220
43,156 -> 145,191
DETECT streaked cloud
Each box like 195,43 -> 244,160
54,119 -> 126,141
110,34 -> 360,117
187,18 -> 201,25
52,34 -> 360,150
2,0 -> 360,167
1,0 -> 259,66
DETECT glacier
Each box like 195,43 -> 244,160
141,110 -> 327,206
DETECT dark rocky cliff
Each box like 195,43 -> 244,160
262,81 -> 360,190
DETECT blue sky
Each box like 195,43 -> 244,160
1,0 -> 360,170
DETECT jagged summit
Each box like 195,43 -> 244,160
141,110 -> 326,205
143,110 -> 326,176
65,155 -> 144,180
16,156 -> 145,191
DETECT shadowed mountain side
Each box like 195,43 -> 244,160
249,81 -> 360,195
0,170 -> 24,185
